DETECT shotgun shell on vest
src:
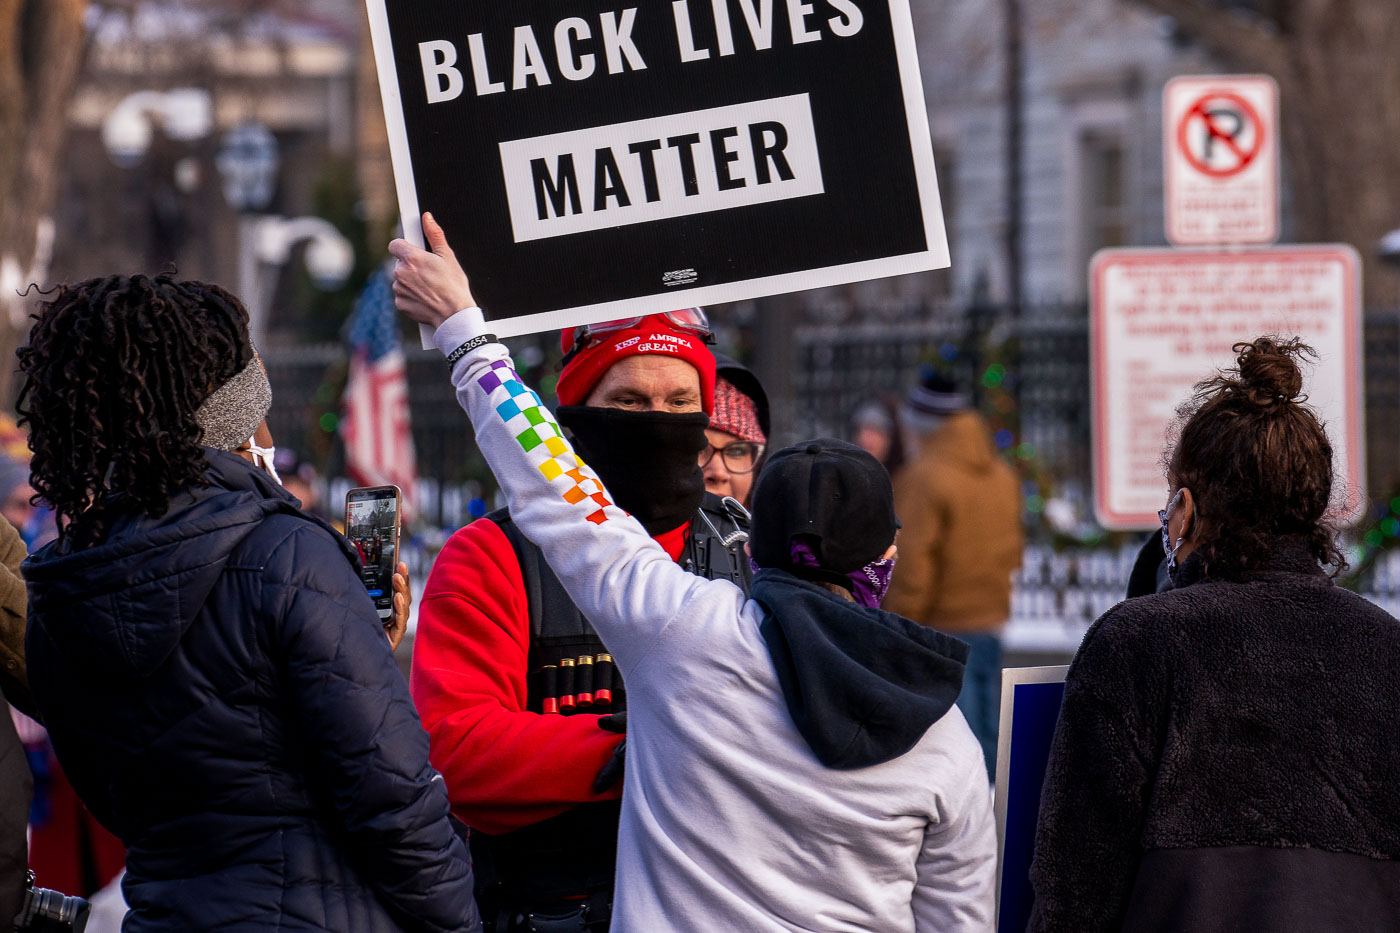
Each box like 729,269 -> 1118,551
594,654 -> 614,706
576,654 -> 595,708
559,658 -> 577,711
541,664 -> 560,715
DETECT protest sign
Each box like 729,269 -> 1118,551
366,0 -> 948,336
1091,245 -> 1364,529
994,665 -> 1069,933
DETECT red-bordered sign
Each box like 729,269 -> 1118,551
1164,75 -> 1279,246
1090,245 -> 1364,529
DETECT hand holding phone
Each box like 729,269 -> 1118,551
387,561 -> 411,652
346,485 -> 402,622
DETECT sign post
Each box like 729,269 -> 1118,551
1091,245 -> 1365,529
365,0 -> 949,337
1164,75 -> 1279,247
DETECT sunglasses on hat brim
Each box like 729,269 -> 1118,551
563,309 -> 713,363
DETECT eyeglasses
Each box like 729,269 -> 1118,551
698,441 -> 765,474
565,308 -> 713,360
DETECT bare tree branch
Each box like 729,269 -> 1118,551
0,0 -> 87,406
0,1 -> 25,195
1127,0 -> 1400,307
1,0 -> 87,265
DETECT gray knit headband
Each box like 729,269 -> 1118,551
196,351 -> 273,451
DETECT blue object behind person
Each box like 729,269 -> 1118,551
25,450 -> 478,932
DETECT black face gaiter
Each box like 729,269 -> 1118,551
555,406 -> 709,535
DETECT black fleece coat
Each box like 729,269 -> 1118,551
24,451 -> 480,932
1028,541 -> 1400,932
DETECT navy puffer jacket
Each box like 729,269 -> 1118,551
24,450 -> 481,932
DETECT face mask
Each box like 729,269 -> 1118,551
245,442 -> 281,486
786,539 -> 896,609
847,557 -> 896,609
555,407 -> 709,535
1159,488 -> 1188,576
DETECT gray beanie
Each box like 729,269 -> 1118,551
195,351 -> 273,451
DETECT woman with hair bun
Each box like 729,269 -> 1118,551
18,274 -> 479,932
1028,337 -> 1400,932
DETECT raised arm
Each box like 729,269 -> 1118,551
390,215 -> 736,676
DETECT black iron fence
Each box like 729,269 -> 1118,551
261,302 -> 1400,561
261,304 -> 1400,640
788,303 -> 1400,516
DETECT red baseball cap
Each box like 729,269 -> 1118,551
556,311 -> 717,414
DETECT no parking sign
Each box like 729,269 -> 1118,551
1164,75 -> 1279,247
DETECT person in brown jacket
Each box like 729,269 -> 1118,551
0,513 -> 34,927
884,371 -> 1022,778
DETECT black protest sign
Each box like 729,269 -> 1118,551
367,0 -> 947,336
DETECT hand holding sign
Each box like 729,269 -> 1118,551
389,213 -> 478,327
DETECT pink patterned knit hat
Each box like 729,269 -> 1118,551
711,378 -> 766,444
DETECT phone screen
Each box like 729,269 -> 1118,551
346,485 -> 402,620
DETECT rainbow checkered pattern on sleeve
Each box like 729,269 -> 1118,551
476,359 -> 613,525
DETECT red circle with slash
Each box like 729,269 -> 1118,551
1176,91 -> 1265,178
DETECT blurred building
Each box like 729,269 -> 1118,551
797,0 -> 1224,314
36,0 -> 1328,517
742,0 -> 1256,455
49,1 -> 362,341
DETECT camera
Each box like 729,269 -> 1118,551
13,872 -> 89,933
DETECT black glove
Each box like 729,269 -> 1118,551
592,713 -> 627,793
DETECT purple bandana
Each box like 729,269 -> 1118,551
749,540 -> 894,609
847,556 -> 896,609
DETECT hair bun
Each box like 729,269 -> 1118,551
1232,337 -> 1309,406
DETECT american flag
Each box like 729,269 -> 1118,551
342,264 -> 416,515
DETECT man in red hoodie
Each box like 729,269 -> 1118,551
406,221 -> 752,932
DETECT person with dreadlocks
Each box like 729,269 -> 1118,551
18,273 -> 481,933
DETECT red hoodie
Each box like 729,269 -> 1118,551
410,515 -> 688,833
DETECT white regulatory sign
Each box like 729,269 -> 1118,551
1164,75 -> 1279,247
1091,246 -> 1364,529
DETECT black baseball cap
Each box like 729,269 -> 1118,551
749,438 -> 899,574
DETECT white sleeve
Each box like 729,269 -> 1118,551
432,310 -> 723,676
911,754 -> 999,933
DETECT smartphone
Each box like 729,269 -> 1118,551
345,485 -> 403,620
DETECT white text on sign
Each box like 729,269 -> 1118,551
416,1 -> 865,102
498,94 -> 824,242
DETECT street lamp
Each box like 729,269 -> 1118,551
215,122 -> 355,345
255,216 -> 356,290
215,122 -> 279,213
101,89 -> 212,168
102,103 -> 354,344
238,214 -> 355,339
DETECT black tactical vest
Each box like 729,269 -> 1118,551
469,494 -> 752,918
